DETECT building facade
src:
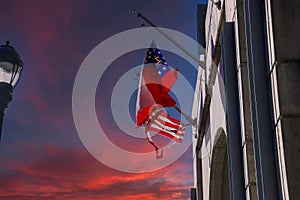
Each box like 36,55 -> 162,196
192,0 -> 300,199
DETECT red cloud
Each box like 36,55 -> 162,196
0,144 -> 192,200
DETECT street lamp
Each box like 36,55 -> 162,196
0,41 -> 23,141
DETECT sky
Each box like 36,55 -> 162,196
0,0 -> 207,199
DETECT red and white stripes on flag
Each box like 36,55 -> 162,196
145,106 -> 185,144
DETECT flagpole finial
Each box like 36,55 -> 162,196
132,9 -> 139,16
132,9 -> 142,18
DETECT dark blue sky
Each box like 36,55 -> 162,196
0,1 -> 207,199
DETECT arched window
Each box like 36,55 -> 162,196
209,130 -> 230,200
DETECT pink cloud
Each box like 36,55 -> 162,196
0,1 -> 86,125
0,144 -> 192,200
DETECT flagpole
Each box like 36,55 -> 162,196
174,105 -> 196,127
132,9 -> 204,69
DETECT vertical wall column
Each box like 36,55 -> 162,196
270,0 -> 300,198
244,0 -> 280,198
235,0 -> 259,199
221,22 -> 245,200
194,4 -> 208,200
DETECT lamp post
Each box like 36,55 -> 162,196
0,41 -> 23,141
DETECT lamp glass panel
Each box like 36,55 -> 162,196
0,61 -> 21,87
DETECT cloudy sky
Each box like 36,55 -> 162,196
0,0 -> 207,199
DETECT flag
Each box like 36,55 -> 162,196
136,42 -> 178,127
136,42 -> 185,149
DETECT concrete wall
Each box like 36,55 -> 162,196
269,0 -> 300,198
273,1 -> 300,194
193,0 -> 300,199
